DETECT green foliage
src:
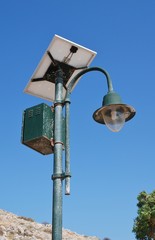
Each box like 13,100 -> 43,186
133,191 -> 155,240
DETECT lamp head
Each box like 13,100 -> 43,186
93,91 -> 136,132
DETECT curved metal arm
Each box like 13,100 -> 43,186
64,66 -> 114,195
65,67 -> 114,101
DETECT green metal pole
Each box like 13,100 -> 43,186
52,68 -> 64,240
64,100 -> 71,195
64,66 -> 114,196
51,66 -> 113,239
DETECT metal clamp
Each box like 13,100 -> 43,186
51,172 -> 71,181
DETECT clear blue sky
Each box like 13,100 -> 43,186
0,1 -> 155,239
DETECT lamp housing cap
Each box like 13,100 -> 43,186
93,91 -> 136,125
102,91 -> 122,106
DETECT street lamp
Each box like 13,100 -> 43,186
23,35 -> 136,240
65,66 -> 135,132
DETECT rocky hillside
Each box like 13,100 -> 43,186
0,209 -> 99,240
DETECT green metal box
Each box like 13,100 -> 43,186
22,103 -> 54,155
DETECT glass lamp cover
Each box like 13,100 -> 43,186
103,105 -> 125,132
